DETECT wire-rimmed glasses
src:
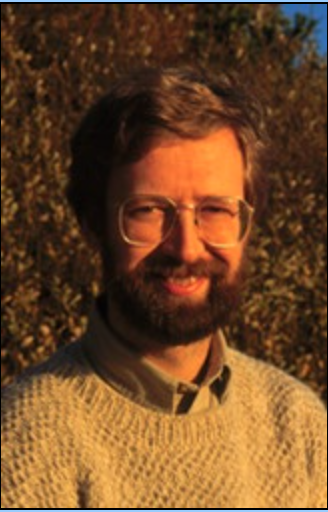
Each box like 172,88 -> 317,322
117,195 -> 254,248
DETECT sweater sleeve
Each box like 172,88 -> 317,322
1,379 -> 80,509
305,395 -> 327,509
1,451 -> 79,509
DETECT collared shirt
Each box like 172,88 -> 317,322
82,296 -> 231,415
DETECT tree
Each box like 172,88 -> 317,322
1,3 -> 326,400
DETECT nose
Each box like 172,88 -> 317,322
160,209 -> 206,263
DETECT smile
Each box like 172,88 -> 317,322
160,276 -> 207,296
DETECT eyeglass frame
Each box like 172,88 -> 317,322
115,194 -> 254,249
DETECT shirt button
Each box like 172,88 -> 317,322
177,383 -> 190,394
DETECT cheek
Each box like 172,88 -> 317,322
112,244 -> 152,275
212,246 -> 244,281
107,212 -> 148,273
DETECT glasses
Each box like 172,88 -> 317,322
117,195 -> 254,248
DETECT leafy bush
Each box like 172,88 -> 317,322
1,4 -> 326,401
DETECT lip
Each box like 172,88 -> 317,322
160,277 -> 207,296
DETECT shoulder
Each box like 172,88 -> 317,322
1,341 -> 89,435
1,342 -> 92,508
229,348 -> 326,429
228,349 -> 327,508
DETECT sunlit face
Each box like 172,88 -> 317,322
105,129 -> 249,344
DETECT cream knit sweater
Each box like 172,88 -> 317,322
1,340 -> 327,509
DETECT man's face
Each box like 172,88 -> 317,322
105,129 -> 248,345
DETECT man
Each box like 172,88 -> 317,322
2,67 -> 327,509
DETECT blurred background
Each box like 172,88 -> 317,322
282,3 -> 327,54
1,3 -> 327,401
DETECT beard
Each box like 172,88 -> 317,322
106,252 -> 246,346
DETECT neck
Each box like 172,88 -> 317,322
106,299 -> 212,383
142,339 -> 212,382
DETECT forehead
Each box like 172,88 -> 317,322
109,128 -> 245,200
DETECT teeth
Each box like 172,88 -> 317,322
166,277 -> 199,286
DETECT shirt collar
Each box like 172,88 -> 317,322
82,295 -> 231,414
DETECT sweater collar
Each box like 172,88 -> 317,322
82,295 -> 231,414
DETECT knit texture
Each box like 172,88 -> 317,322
1,340 -> 327,509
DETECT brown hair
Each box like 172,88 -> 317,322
67,66 -> 269,243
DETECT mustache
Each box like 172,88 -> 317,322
140,255 -> 229,280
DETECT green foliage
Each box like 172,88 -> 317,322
1,4 -> 326,401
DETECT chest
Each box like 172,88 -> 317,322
75,432 -> 309,508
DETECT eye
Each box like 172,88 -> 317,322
127,204 -> 155,216
202,205 -> 224,213
131,205 -> 155,215
200,202 -> 237,217
125,201 -> 169,220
